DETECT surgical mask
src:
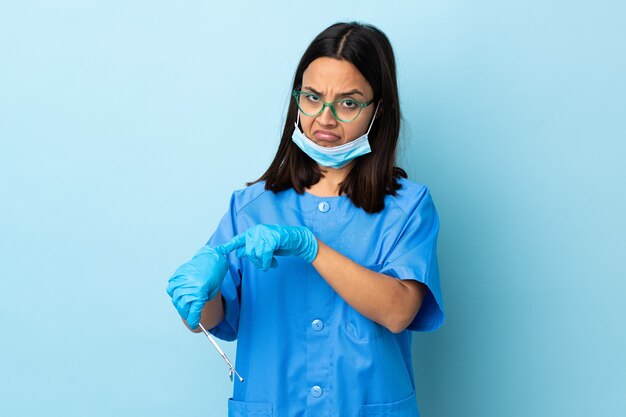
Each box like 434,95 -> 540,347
291,102 -> 380,169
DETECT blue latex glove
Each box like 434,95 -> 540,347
220,224 -> 318,271
166,245 -> 230,330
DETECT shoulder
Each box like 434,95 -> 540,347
386,177 -> 433,216
230,180 -> 272,214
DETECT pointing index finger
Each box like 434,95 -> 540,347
215,234 -> 246,255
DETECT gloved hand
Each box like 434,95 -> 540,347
219,224 -> 318,271
166,245 -> 230,330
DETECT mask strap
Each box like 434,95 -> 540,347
364,101 -> 380,135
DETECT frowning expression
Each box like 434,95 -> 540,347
299,57 -> 377,148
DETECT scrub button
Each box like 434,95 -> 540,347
310,386 -> 323,397
311,319 -> 324,331
318,201 -> 330,213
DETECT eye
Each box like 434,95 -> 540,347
341,99 -> 357,108
306,93 -> 321,102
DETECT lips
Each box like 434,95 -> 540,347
314,130 -> 340,141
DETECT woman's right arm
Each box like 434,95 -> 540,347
184,291 -> 225,333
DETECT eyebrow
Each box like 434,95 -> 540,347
303,86 -> 365,98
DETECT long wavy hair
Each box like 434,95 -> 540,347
248,21 -> 406,214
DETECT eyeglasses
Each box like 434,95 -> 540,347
292,90 -> 375,123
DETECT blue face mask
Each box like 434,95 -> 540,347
291,102 -> 380,169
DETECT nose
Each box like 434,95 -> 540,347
317,105 -> 338,127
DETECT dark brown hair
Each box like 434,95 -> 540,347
248,21 -> 407,213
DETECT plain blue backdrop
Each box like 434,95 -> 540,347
1,1 -> 624,416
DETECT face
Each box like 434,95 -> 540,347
299,57 -> 377,148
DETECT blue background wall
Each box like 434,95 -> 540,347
1,1 -> 624,416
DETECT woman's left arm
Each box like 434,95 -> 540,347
312,239 -> 426,334
222,223 -> 428,333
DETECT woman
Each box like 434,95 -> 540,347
167,21 -> 444,417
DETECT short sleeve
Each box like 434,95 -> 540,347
205,192 -> 243,342
380,187 -> 445,332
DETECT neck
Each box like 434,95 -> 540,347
306,162 -> 353,197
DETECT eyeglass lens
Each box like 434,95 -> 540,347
297,93 -> 362,121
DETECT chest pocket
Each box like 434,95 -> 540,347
344,263 -> 392,342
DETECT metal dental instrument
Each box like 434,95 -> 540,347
197,322 -> 244,382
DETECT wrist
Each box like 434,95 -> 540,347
303,229 -> 319,263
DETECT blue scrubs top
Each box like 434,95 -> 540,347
207,177 -> 444,417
